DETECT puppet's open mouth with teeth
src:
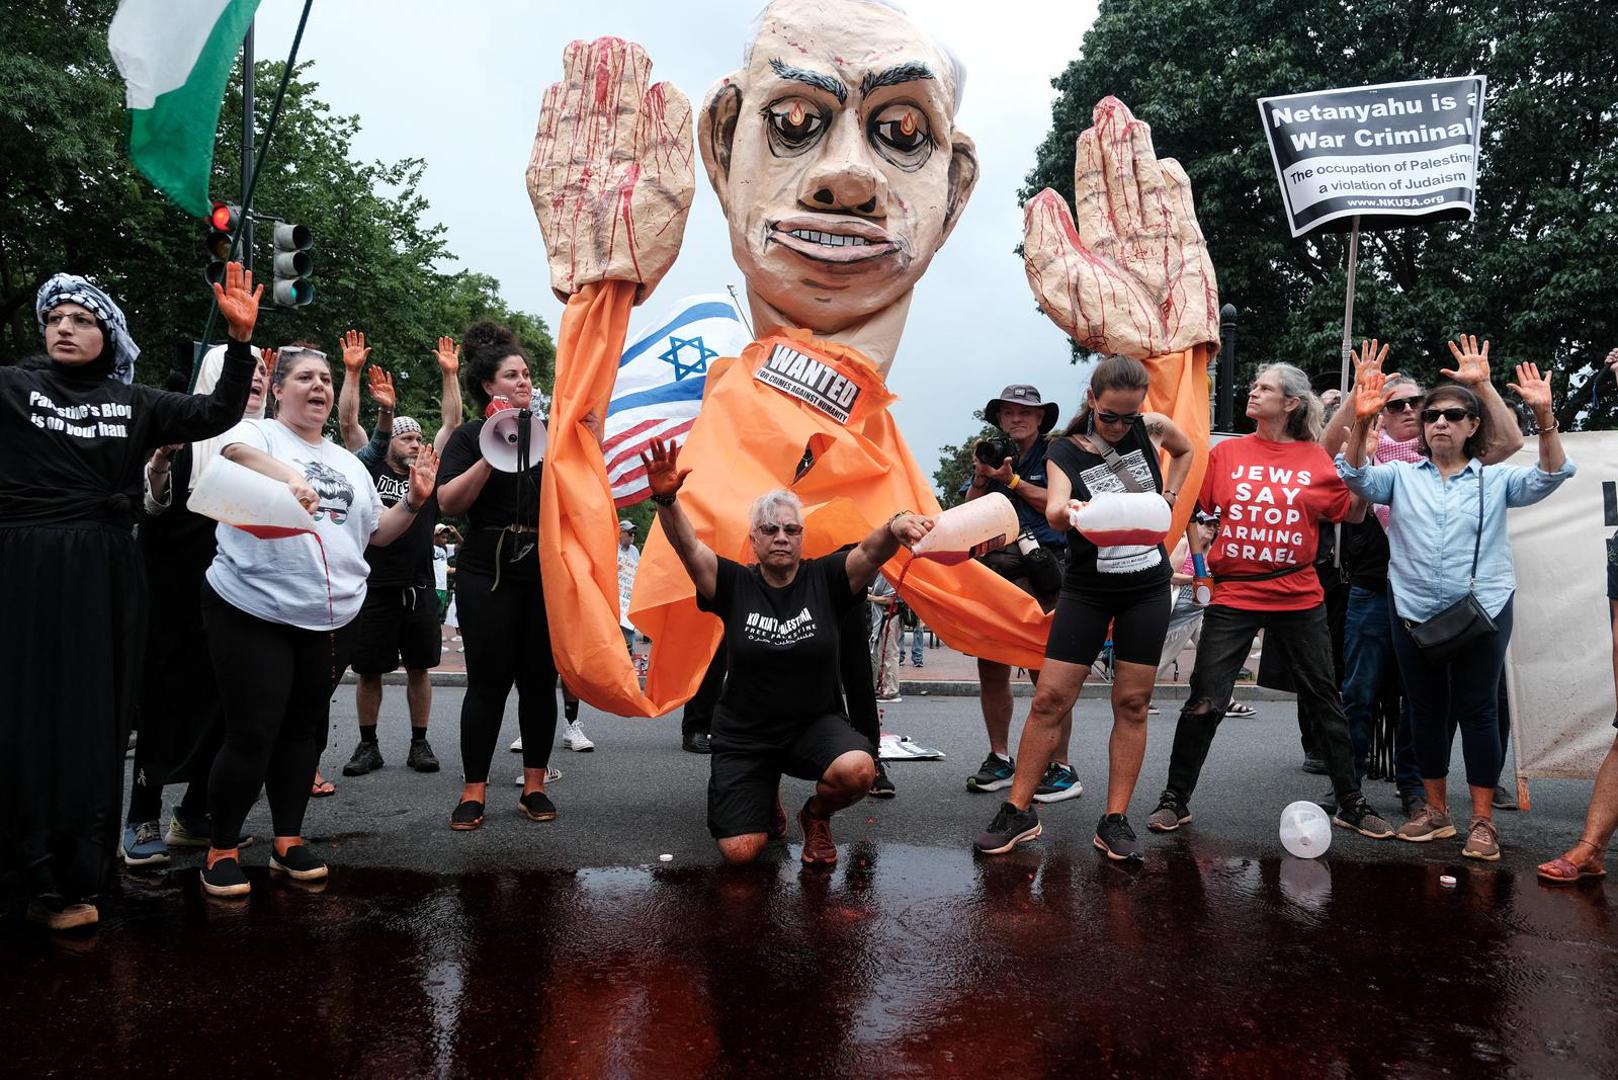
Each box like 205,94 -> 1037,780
766,218 -> 902,264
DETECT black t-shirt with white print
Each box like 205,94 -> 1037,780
360,453 -> 437,588
1045,420 -> 1171,595
696,550 -> 859,746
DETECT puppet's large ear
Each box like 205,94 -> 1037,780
698,75 -> 744,213
940,130 -> 979,247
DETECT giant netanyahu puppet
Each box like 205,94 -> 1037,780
531,2 -> 1219,715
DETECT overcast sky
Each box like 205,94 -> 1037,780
252,0 -> 1100,484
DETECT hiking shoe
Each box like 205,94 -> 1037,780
509,735 -> 524,753
966,753 -> 1015,793
1462,816 -> 1502,861
1333,796 -> 1394,839
26,894 -> 98,931
120,820 -> 170,868
682,730 -> 712,754
269,845 -> 328,881
407,739 -> 440,773
450,800 -> 485,831
165,811 -> 254,849
1225,701 -> 1256,718
201,857 -> 251,898
1032,762 -> 1083,803
1395,803 -> 1456,842
1492,785 -> 1518,811
1094,813 -> 1143,863
974,801 -> 1041,855
1301,755 -> 1328,775
1146,791 -> 1192,832
561,720 -> 595,752
519,790 -> 558,822
870,761 -> 896,798
799,800 -> 838,866
342,740 -> 384,776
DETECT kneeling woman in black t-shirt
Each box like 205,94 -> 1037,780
975,356 -> 1200,863
640,438 -> 932,867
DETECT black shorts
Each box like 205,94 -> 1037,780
350,584 -> 442,675
1045,583 -> 1171,667
707,713 -> 873,839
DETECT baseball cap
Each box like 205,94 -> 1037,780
619,520 -> 636,533
984,384 -> 1059,434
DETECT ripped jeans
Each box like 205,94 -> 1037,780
1164,603 -> 1361,807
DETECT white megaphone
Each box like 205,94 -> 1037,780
479,408 -> 548,472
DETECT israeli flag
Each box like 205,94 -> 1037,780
603,293 -> 751,506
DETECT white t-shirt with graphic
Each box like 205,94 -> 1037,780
206,418 -> 384,631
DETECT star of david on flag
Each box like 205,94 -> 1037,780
602,293 -> 751,507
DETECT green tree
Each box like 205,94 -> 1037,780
1,4 -> 554,443
933,417 -> 1001,510
1022,0 -> 1617,429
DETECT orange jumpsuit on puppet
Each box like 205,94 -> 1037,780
539,281 -> 1211,717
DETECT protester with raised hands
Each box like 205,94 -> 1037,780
336,329 -> 394,455
196,345 -> 439,899
0,263 -> 260,931
1339,353 -> 1572,862
641,436 -> 931,867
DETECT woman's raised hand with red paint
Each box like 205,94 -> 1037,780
526,37 -> 695,304
1022,97 -> 1219,360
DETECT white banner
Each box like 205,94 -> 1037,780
1506,431 -> 1618,781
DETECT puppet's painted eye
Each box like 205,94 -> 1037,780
764,97 -> 827,153
869,104 -> 932,170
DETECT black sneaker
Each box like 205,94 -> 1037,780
1146,790 -> 1192,832
966,752 -> 1015,792
269,845 -> 329,881
974,801 -> 1041,855
681,730 -> 712,755
869,761 -> 896,799
407,739 -> 440,773
519,790 -> 558,822
1094,813 -> 1143,862
1332,795 -> 1394,839
342,740 -> 384,776
201,857 -> 251,898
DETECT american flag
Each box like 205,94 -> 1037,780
602,294 -> 751,507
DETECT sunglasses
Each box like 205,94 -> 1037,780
1383,398 -> 1420,414
1421,407 -> 1474,424
755,522 -> 804,537
1096,410 -> 1143,426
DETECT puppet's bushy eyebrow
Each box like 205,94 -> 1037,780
770,58 -> 847,103
860,62 -> 935,99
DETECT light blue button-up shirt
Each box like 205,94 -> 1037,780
1335,454 -> 1575,622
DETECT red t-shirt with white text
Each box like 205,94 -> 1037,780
1198,436 -> 1352,610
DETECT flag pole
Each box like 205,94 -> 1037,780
194,0 -> 316,384
1333,214 -> 1360,566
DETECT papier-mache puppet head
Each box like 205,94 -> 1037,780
699,0 -> 978,344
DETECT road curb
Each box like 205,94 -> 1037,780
343,671 -> 1297,701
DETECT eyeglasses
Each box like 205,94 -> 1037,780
1096,410 -> 1142,426
45,312 -> 98,330
1421,407 -> 1474,424
1383,398 -> 1419,414
755,522 -> 804,537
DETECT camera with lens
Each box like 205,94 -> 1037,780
973,433 -> 1018,468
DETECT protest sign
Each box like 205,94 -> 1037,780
1258,76 -> 1486,237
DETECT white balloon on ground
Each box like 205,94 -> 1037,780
1278,800 -> 1332,859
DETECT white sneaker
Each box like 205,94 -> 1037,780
515,766 -> 562,786
561,720 -> 595,752
509,736 -> 523,753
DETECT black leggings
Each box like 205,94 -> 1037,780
202,584 -> 356,847
456,568 -> 558,783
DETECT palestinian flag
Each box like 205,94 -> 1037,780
108,0 -> 262,217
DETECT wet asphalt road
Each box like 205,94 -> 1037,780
4,691 -> 1616,1078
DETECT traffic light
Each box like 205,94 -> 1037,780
272,223 -> 314,307
204,201 -> 240,285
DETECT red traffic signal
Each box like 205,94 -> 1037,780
205,201 -> 241,281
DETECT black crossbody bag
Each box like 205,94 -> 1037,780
1404,466 -> 1497,663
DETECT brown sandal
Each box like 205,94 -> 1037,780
1537,839 -> 1608,885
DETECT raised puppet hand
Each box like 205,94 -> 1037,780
366,366 -> 396,410
212,261 -> 262,342
1023,97 -> 1219,359
639,437 -> 690,499
527,37 -> 695,304
1442,334 -> 1492,386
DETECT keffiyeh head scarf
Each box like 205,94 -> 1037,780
35,273 -> 140,384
